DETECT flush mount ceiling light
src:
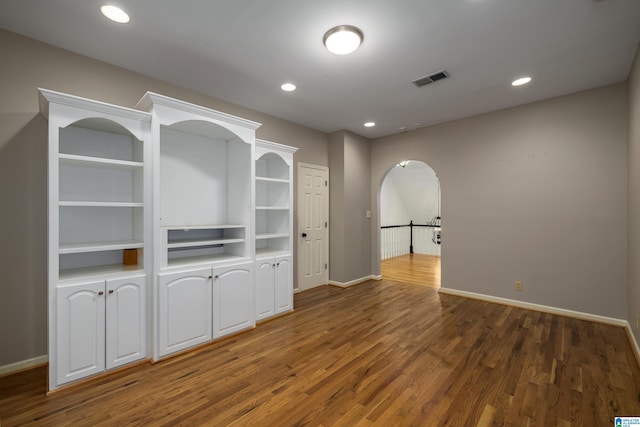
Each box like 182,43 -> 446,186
364,121 -> 375,127
281,83 -> 296,92
323,25 -> 363,55
512,76 -> 532,86
101,5 -> 130,23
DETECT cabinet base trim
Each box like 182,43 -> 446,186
0,355 -> 48,377
46,358 -> 151,395
256,309 -> 294,325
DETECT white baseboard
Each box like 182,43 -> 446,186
0,355 -> 48,376
624,321 -> 640,368
438,287 -> 627,327
329,275 -> 382,288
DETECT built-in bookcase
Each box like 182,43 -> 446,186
136,91 -> 261,359
154,122 -> 253,266
41,88 -> 299,387
254,140 -> 297,321
57,124 -> 146,279
255,141 -> 297,257
40,88 -> 151,390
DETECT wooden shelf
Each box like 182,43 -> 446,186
59,241 -> 143,254
59,153 -> 143,169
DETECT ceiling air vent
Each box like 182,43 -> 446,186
412,70 -> 449,88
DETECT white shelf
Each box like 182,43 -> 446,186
59,153 -> 143,169
255,206 -> 289,211
167,254 -> 249,268
60,241 -> 143,254
256,248 -> 290,258
59,264 -> 144,282
162,224 -> 245,230
59,201 -> 143,208
167,237 -> 245,249
256,233 -> 289,240
255,176 -> 289,184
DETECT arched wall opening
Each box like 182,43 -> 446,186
378,160 -> 441,288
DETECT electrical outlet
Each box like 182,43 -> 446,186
514,281 -> 523,291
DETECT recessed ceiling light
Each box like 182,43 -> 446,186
512,76 -> 532,86
323,25 -> 363,55
101,5 -> 130,23
281,83 -> 296,92
364,122 -> 375,127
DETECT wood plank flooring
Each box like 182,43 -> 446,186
2,280 -> 639,426
381,254 -> 441,288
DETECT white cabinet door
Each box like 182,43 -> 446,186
158,268 -> 212,357
255,258 -> 275,321
56,281 -> 105,386
106,275 -> 147,369
274,255 -> 293,314
213,262 -> 254,338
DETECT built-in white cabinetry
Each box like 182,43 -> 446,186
41,89 -> 151,390
157,268 -> 212,357
55,275 -> 147,386
55,281 -> 105,385
136,92 -> 261,360
254,140 -> 297,321
42,89 -> 298,388
273,255 -> 293,314
212,261 -> 254,338
256,254 -> 293,321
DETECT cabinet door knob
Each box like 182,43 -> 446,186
108,290 -> 114,294
215,275 -> 219,279
98,291 -> 104,296
208,275 -> 213,279
301,232 -> 307,238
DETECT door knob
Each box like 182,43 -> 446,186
302,232 -> 307,238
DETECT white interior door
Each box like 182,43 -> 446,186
297,163 -> 329,291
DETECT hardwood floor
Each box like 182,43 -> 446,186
2,280 -> 639,426
381,253 -> 441,288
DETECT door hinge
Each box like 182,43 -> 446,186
325,263 -> 328,270
325,221 -> 328,228
325,180 -> 328,187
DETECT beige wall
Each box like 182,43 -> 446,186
0,29 -> 329,366
628,45 -> 640,344
371,83 -> 628,318
329,132 -> 346,281
329,131 -> 372,283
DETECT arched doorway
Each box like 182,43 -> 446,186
379,160 -> 441,288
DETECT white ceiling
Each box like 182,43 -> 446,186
1,0 -> 639,139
